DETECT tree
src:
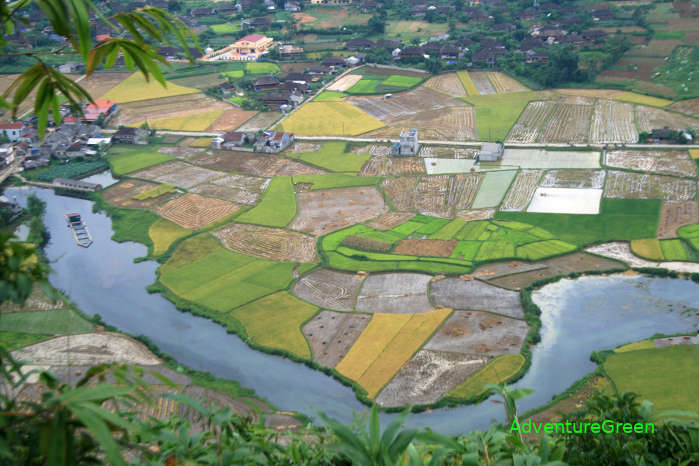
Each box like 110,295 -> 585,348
0,0 -> 198,138
368,14 -> 386,34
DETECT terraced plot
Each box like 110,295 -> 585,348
376,350 -> 487,407
290,186 -> 388,236
471,170 -> 517,209
360,156 -> 425,176
604,171 -> 697,200
103,180 -> 178,210
506,101 -> 554,143
540,170 -> 606,189
293,269 -> 365,311
414,175 -> 451,218
382,177 -> 418,211
430,278 -> 524,318
149,219 -> 190,255
213,223 -> 317,263
367,107 -> 477,141
131,161 -> 222,189
605,150 -> 696,177
499,170 -> 542,211
393,239 -> 457,257
192,150 -> 276,176
538,103 -> 592,144
302,311 -> 371,367
589,100 -> 637,143
469,72 -> 496,94
155,194 -> 239,229
657,201 -> 699,238
365,212 -> 416,230
279,101 -> 385,136
635,105 -> 699,132
423,73 -> 467,97
347,86 -> 464,120
488,72 -> 528,93
355,273 -> 433,314
500,149 -> 601,169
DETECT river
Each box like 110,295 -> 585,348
4,180 -> 698,435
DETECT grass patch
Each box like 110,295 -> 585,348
678,223 -> 699,251
382,75 -> 422,87
0,331 -> 51,350
495,198 -> 662,246
236,176 -> 296,227
314,91 -> 348,101
604,345 -> 699,413
292,173 -> 381,190
659,238 -> 688,260
0,309 -> 94,335
516,239 -> 577,261
631,238 -> 664,261
279,101 -> 385,136
131,110 -> 225,132
450,241 -> 482,260
210,23 -> 241,34
429,219 -> 466,240
148,218 -> 190,256
230,292 -> 315,359
614,91 -> 673,107
245,62 -> 280,74
222,70 -> 244,79
471,170 -> 517,209
448,354 -> 525,399
108,148 -> 173,175
287,141 -> 370,172
109,208 -> 160,250
462,92 -> 540,142
615,339 -> 656,353
347,79 -> 381,94
132,184 -> 176,200
336,309 -> 451,398
100,73 -> 199,103
457,71 -> 479,96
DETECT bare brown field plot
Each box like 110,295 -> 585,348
626,40 -> 682,58
192,150 -> 277,176
553,88 -> 624,99
423,73 -> 466,97
500,170 -> 543,211
365,212 -> 416,230
360,156 -> 425,176
293,269 -> 365,311
657,200 -> 699,238
604,171 -> 697,200
424,310 -> 529,356
635,105 -> 699,132
131,161 -> 222,189
506,101 -> 554,143
73,72 -> 131,98
157,146 -> 205,160
236,111 -> 282,132
538,103 -> 592,143
155,193 -> 239,229
326,74 -> 363,92
414,175 -> 451,218
375,349 -> 486,407
367,107 -> 476,141
356,273 -> 433,314
302,311 -> 371,367
590,100 -> 638,143
430,278 -> 524,318
290,186 -> 388,236
206,108 -> 258,131
113,93 -> 230,126
670,98 -> 699,117
605,150 -> 696,177
540,170 -> 606,189
469,72 -> 496,94
393,239 -> 457,257
103,179 -> 178,209
456,209 -> 496,221
346,86 -> 464,120
488,72 -> 528,93
262,158 -> 327,177
213,223 -> 316,262
381,177 -> 418,211
363,66 -> 428,78
188,174 -> 270,205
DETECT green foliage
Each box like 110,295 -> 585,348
461,93 -> 539,142
23,159 -> 109,182
286,142 -> 371,172
495,198 -> 662,246
0,309 -> 94,335
236,176 -> 296,227
106,208 -> 159,252
245,62 -> 280,74
107,148 -> 173,175
0,331 -> 50,350
314,91 -> 348,101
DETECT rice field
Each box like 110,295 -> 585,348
506,101 -> 555,143
100,73 -> 199,103
471,170 -> 518,209
527,188 -> 603,215
457,71 -> 479,96
537,103 -> 592,144
148,218 -> 190,256
604,171 -> 697,200
488,72 -> 529,93
448,354 -> 525,399
130,110 -> 226,132
280,102 -> 385,136
500,149 -> 601,169
589,100 -> 638,143
499,170 -> 542,211
462,92 -> 540,142
236,176 -> 297,227
614,92 -> 673,107
108,148 -> 174,175
336,308 -> 452,398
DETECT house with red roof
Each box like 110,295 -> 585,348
0,122 -> 26,142
82,99 -> 117,123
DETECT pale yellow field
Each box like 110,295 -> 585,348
336,308 -> 451,398
457,71 -> 479,96
689,149 -> 699,160
280,101 -> 385,136
614,92 -> 673,108
614,339 -> 655,353
129,110 -> 226,131
630,238 -> 664,261
190,137 -> 213,147
149,218 -> 190,256
488,72 -> 529,93
100,73 -> 199,103
448,354 -> 525,399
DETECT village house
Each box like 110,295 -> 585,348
53,178 -> 103,192
0,144 -> 14,165
477,142 -> 504,161
392,129 -> 419,156
254,131 -> 294,153
82,99 -> 117,124
0,122 -> 26,142
279,44 -> 304,58
252,75 -> 280,91
321,56 -> 347,70
211,131 -> 255,150
111,126 -> 149,145
241,16 -> 272,29
217,2 -> 238,15
203,34 -> 274,61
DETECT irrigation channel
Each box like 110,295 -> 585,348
5,175 -> 699,435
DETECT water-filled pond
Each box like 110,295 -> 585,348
5,184 -> 698,434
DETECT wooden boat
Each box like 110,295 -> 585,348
65,212 -> 93,248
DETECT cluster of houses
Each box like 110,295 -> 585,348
211,130 -> 294,153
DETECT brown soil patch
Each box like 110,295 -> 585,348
155,193 -> 239,229
657,200 -> 699,238
484,252 -> 625,290
363,66 -> 428,78
113,93 -> 230,126
280,61 -> 316,73
381,177 -> 418,212
430,278 -> 524,318
302,311 -> 371,367
423,73 -> 466,97
191,150 -> 277,175
293,12 -> 317,23
262,158 -> 327,176
604,170 -> 696,200
213,223 -> 317,262
360,156 -> 425,176
76,72 -> 131,99
290,186 -> 388,236
367,106 -> 477,141
365,212 -> 415,230
347,86 -> 464,121
456,209 -> 495,221
414,175 -> 451,217
424,310 -> 529,356
635,105 -> 699,132
356,272 -> 434,314
206,108 -> 258,131
670,98 -> 699,117
131,161 -> 222,189
157,146 -> 205,160
209,174 -> 270,204
393,239 -> 457,257
237,111 -> 282,132
554,88 -> 623,99
102,179 -> 177,209
293,268 -> 365,311
599,58 -> 664,80
526,376 -> 612,428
